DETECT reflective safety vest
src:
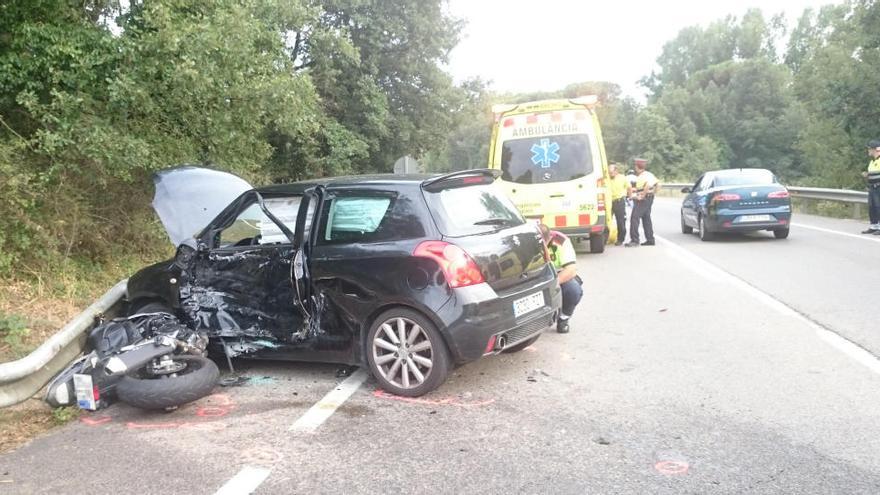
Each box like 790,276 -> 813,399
548,231 -> 576,269
868,158 -> 880,186
609,174 -> 628,200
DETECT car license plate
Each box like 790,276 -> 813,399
513,291 -> 545,318
738,214 -> 772,222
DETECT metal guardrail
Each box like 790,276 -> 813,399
664,183 -> 868,204
0,279 -> 127,408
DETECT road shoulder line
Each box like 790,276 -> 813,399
792,222 -> 880,243
657,234 -> 880,376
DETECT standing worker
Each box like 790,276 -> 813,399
539,224 -> 583,333
625,158 -> 660,247
862,139 -> 880,234
608,163 -> 631,246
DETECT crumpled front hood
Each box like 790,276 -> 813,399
152,166 -> 253,246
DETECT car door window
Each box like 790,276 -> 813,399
323,196 -> 392,242
217,196 -> 308,248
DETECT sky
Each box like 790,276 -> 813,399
446,0 -> 843,99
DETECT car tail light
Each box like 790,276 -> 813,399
711,193 -> 741,204
413,241 -> 484,288
768,190 -> 790,199
596,178 -> 606,211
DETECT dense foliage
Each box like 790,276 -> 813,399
0,0 -> 464,275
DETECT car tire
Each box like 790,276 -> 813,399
773,228 -> 790,239
116,355 -> 219,410
366,308 -> 450,397
502,334 -> 540,353
699,216 -> 713,241
681,212 -> 693,234
589,233 -> 605,253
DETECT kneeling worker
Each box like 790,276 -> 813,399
539,224 -> 583,333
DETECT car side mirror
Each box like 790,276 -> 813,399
680,187 -> 692,193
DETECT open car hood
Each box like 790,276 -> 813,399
152,166 -> 253,247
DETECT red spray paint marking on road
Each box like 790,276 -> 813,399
80,393 -> 236,431
79,415 -> 112,426
654,460 -> 689,475
372,389 -> 495,408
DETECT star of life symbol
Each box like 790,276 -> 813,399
530,139 -> 560,168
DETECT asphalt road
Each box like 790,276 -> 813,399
2,198 -> 880,494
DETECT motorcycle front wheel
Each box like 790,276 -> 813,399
116,355 -> 219,410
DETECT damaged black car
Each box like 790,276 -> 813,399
49,166 -> 562,408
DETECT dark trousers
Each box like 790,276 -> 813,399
560,278 -> 583,317
611,198 -> 626,242
870,185 -> 880,225
630,195 -> 655,243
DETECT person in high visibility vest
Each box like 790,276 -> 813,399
539,224 -> 583,333
862,139 -> 880,235
608,163 -> 632,246
625,158 -> 660,247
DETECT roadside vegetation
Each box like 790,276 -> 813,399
1,1 -> 877,357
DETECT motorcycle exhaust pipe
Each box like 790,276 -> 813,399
104,342 -> 175,376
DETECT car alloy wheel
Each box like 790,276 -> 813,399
681,211 -> 693,234
367,309 -> 450,397
699,216 -> 712,241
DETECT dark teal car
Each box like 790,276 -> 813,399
680,168 -> 792,241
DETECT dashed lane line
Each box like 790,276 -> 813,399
214,466 -> 271,495
656,234 -> 880,375
290,368 -> 369,433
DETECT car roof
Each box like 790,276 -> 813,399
256,174 -> 437,195
708,168 -> 773,176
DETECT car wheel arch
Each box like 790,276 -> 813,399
358,303 -> 454,367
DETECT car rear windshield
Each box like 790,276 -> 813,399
500,134 -> 593,184
425,184 -> 525,237
714,170 -> 777,187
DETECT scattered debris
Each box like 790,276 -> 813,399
658,308 -> 668,313
336,366 -> 358,378
219,376 -> 250,387
593,436 -> 611,445
526,376 -> 537,383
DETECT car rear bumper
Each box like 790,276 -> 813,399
706,206 -> 791,232
435,269 -> 562,364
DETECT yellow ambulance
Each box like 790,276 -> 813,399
488,96 -> 614,253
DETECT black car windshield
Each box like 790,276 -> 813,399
500,134 -> 593,184
714,170 -> 777,187
427,184 -> 524,236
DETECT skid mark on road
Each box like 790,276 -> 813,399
657,235 -> 880,376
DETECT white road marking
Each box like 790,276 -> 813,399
792,222 -> 880,243
657,235 -> 880,375
290,369 -> 368,433
214,466 -> 271,495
